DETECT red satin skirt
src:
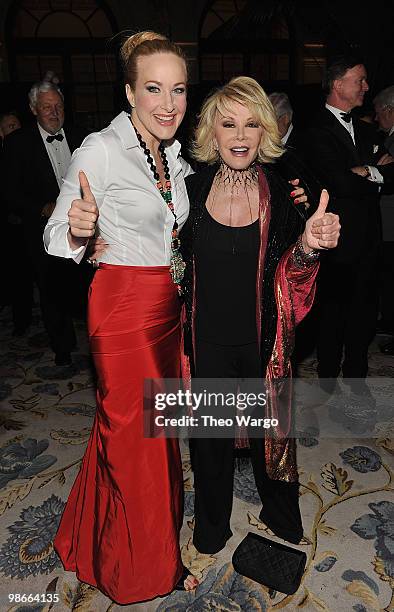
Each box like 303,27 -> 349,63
54,264 -> 184,604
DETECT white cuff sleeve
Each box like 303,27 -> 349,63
367,166 -> 384,184
43,221 -> 88,264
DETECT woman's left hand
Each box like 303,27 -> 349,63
289,178 -> 309,209
302,189 -> 340,253
86,236 -> 108,266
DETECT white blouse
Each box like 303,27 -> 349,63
44,111 -> 193,265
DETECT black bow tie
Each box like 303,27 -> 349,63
46,133 -> 64,143
340,112 -> 352,123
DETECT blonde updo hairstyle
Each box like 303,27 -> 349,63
192,76 -> 284,165
121,30 -> 187,91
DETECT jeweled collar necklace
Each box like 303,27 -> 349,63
214,161 -> 259,194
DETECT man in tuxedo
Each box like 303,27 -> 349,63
2,80 -> 87,365
373,86 -> 394,353
300,56 -> 392,393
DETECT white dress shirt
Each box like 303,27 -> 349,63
282,122 -> 293,145
44,112 -> 193,265
325,103 -> 384,184
325,103 -> 355,143
37,123 -> 71,189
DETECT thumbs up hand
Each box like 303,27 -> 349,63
301,189 -> 340,252
68,171 -> 99,240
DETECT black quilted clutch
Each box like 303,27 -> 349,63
232,532 -> 306,594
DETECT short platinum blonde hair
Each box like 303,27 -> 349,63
192,76 -> 284,164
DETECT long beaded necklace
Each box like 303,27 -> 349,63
132,122 -> 186,293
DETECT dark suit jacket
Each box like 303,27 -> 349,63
379,130 -> 394,240
274,126 -> 323,216
2,122 -> 87,227
300,108 -> 381,263
377,131 -> 394,193
385,131 -> 394,156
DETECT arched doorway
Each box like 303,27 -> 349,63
199,0 -> 292,85
6,0 -> 120,129
198,0 -> 328,87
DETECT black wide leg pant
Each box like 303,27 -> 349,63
191,339 -> 303,554
316,250 -> 379,380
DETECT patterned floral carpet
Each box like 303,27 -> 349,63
0,305 -> 393,612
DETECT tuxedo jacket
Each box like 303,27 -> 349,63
2,122 -> 87,227
300,108 -> 381,263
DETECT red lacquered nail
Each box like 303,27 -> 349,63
290,191 -> 296,197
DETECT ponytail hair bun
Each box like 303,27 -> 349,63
120,31 -> 167,67
121,30 -> 187,90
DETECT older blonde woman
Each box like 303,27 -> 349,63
180,76 -> 340,554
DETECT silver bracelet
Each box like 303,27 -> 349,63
292,236 -> 320,268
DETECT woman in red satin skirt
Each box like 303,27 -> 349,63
45,31 -> 198,603
54,266 -> 184,603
